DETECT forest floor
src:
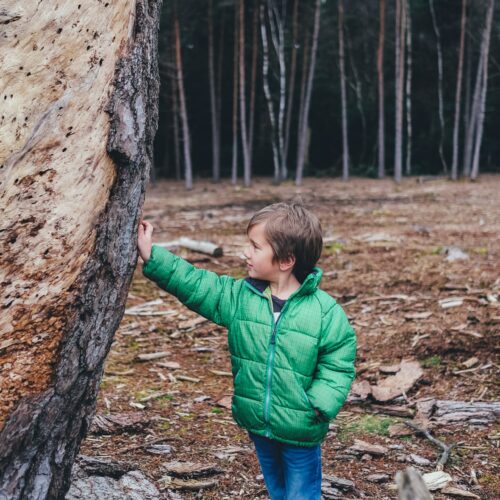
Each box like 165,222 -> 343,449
81,175 -> 499,499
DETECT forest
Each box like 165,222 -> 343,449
0,1 -> 498,499
154,0 -> 499,186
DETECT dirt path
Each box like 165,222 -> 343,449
81,176 -> 499,499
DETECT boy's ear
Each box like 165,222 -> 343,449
279,254 -> 296,272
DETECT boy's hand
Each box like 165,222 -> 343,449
138,220 -> 154,263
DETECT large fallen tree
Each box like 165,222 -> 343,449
0,1 -> 162,497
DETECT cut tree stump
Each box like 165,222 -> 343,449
0,1 -> 162,498
396,467 -> 433,500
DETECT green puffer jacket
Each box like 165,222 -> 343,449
143,245 -> 356,447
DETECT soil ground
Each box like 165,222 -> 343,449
81,175 -> 499,499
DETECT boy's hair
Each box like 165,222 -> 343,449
247,202 -> 323,282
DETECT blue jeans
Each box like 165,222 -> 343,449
249,433 -> 322,500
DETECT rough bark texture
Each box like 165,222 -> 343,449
0,1 -> 162,498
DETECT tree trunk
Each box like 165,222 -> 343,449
231,2 -> 239,185
208,0 -> 220,182
217,11 -> 226,169
296,28 -> 310,184
429,0 -> 447,174
283,0 -> 299,178
260,4 -> 281,184
295,0 -> 321,186
346,28 -> 367,166
248,0 -> 259,171
394,0 -> 406,184
174,12 -> 193,190
377,0 -> 386,179
463,33 -> 486,178
338,0 -> 349,181
451,0 -> 467,180
405,0 -> 412,175
170,28 -> 182,181
0,1 -> 162,498
462,26 -> 472,175
239,0 -> 251,187
470,0 -> 494,180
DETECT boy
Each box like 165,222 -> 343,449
138,202 -> 356,500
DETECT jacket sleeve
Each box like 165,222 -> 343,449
142,245 -> 240,328
306,302 -> 356,421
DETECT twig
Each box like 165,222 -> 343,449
116,436 -> 179,454
404,421 -> 455,469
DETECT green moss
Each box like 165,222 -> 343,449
324,241 -> 345,255
472,247 -> 488,255
211,407 -> 223,414
337,414 -> 398,442
421,355 -> 441,368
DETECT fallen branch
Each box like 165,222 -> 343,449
156,237 -> 223,257
404,421 -> 455,469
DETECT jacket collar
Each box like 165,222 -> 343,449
244,268 -> 323,298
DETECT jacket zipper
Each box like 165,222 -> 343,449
263,297 -> 290,436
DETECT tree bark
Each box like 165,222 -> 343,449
231,2 -> 239,185
174,11 -> 193,190
451,0 -> 467,180
377,0 -> 386,179
248,0 -> 259,171
295,0 -> 321,186
260,4 -> 281,184
283,0 -> 299,178
470,0 -> 495,180
338,0 -> 349,181
429,0 -> 448,174
239,0 -> 251,187
405,0 -> 412,175
208,0 -> 220,182
170,25 -> 182,181
0,1 -> 162,498
394,0 -> 406,184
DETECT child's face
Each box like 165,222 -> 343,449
244,223 -> 281,281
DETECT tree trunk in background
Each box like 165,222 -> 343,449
231,3 -> 239,185
429,0 -> 447,174
451,0 -> 467,180
463,23 -> 486,178
394,0 -> 406,183
239,0 -> 251,187
338,0 -> 349,181
463,27 -> 472,175
296,29 -> 310,185
470,0 -> 495,180
346,29 -> 367,166
296,0 -> 321,186
283,0 -> 299,178
0,1 -> 162,497
248,0 -> 259,170
260,3 -> 280,184
208,0 -> 220,182
217,12 -> 225,167
377,0 -> 386,179
174,13 -> 193,190
405,0 -> 412,175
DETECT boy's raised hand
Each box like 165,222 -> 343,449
138,220 -> 154,263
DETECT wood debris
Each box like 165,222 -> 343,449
162,461 -> 223,479
422,470 -> 452,490
348,439 -> 388,456
90,412 -> 149,435
136,351 -> 170,362
178,317 -> 208,330
371,360 -> 423,402
441,486 -> 481,498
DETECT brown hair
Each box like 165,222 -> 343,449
247,202 -> 323,282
